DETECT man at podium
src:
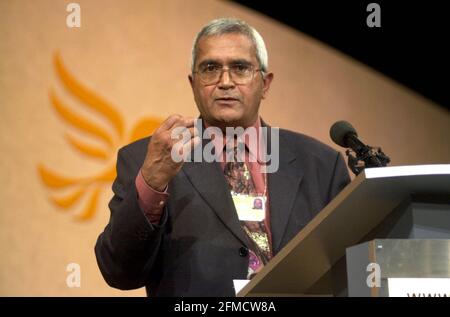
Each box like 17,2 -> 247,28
95,17 -> 350,296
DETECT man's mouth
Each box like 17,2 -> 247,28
215,97 -> 240,103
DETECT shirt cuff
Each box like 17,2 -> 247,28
135,169 -> 169,224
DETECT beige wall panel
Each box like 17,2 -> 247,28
0,0 -> 448,296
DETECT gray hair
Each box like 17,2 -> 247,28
190,18 -> 268,73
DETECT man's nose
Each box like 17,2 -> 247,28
217,69 -> 235,89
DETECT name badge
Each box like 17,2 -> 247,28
231,194 -> 266,222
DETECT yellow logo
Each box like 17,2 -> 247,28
38,52 -> 162,221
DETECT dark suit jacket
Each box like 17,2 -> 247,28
95,127 -> 350,296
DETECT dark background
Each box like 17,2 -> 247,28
233,1 -> 449,111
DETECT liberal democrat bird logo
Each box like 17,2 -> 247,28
38,52 -> 162,221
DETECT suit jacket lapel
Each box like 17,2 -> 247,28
265,128 -> 304,253
181,139 -> 250,248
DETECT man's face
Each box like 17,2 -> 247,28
254,198 -> 263,209
189,33 -> 273,129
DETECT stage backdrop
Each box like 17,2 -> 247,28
1,0 -> 449,296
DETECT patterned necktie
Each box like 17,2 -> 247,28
223,144 -> 272,279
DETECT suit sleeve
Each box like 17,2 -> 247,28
327,152 -> 351,202
95,147 -> 167,290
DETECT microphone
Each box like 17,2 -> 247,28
330,120 -> 390,175
330,120 -> 367,153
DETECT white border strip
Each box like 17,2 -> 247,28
365,164 -> 450,179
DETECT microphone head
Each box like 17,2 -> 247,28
330,120 -> 358,147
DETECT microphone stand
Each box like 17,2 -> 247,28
345,141 -> 391,175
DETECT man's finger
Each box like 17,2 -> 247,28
178,127 -> 200,146
183,118 -> 197,128
191,135 -> 202,150
180,136 -> 202,161
171,117 -> 196,130
158,114 -> 183,132
169,125 -> 199,144
188,126 -> 199,138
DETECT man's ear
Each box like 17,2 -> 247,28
261,72 -> 274,99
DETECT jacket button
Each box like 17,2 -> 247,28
239,247 -> 248,257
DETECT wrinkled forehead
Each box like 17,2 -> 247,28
195,34 -> 258,67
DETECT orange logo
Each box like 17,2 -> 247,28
38,52 -> 162,221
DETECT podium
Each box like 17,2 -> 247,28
237,164 -> 450,297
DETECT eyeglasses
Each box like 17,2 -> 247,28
193,63 -> 262,85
